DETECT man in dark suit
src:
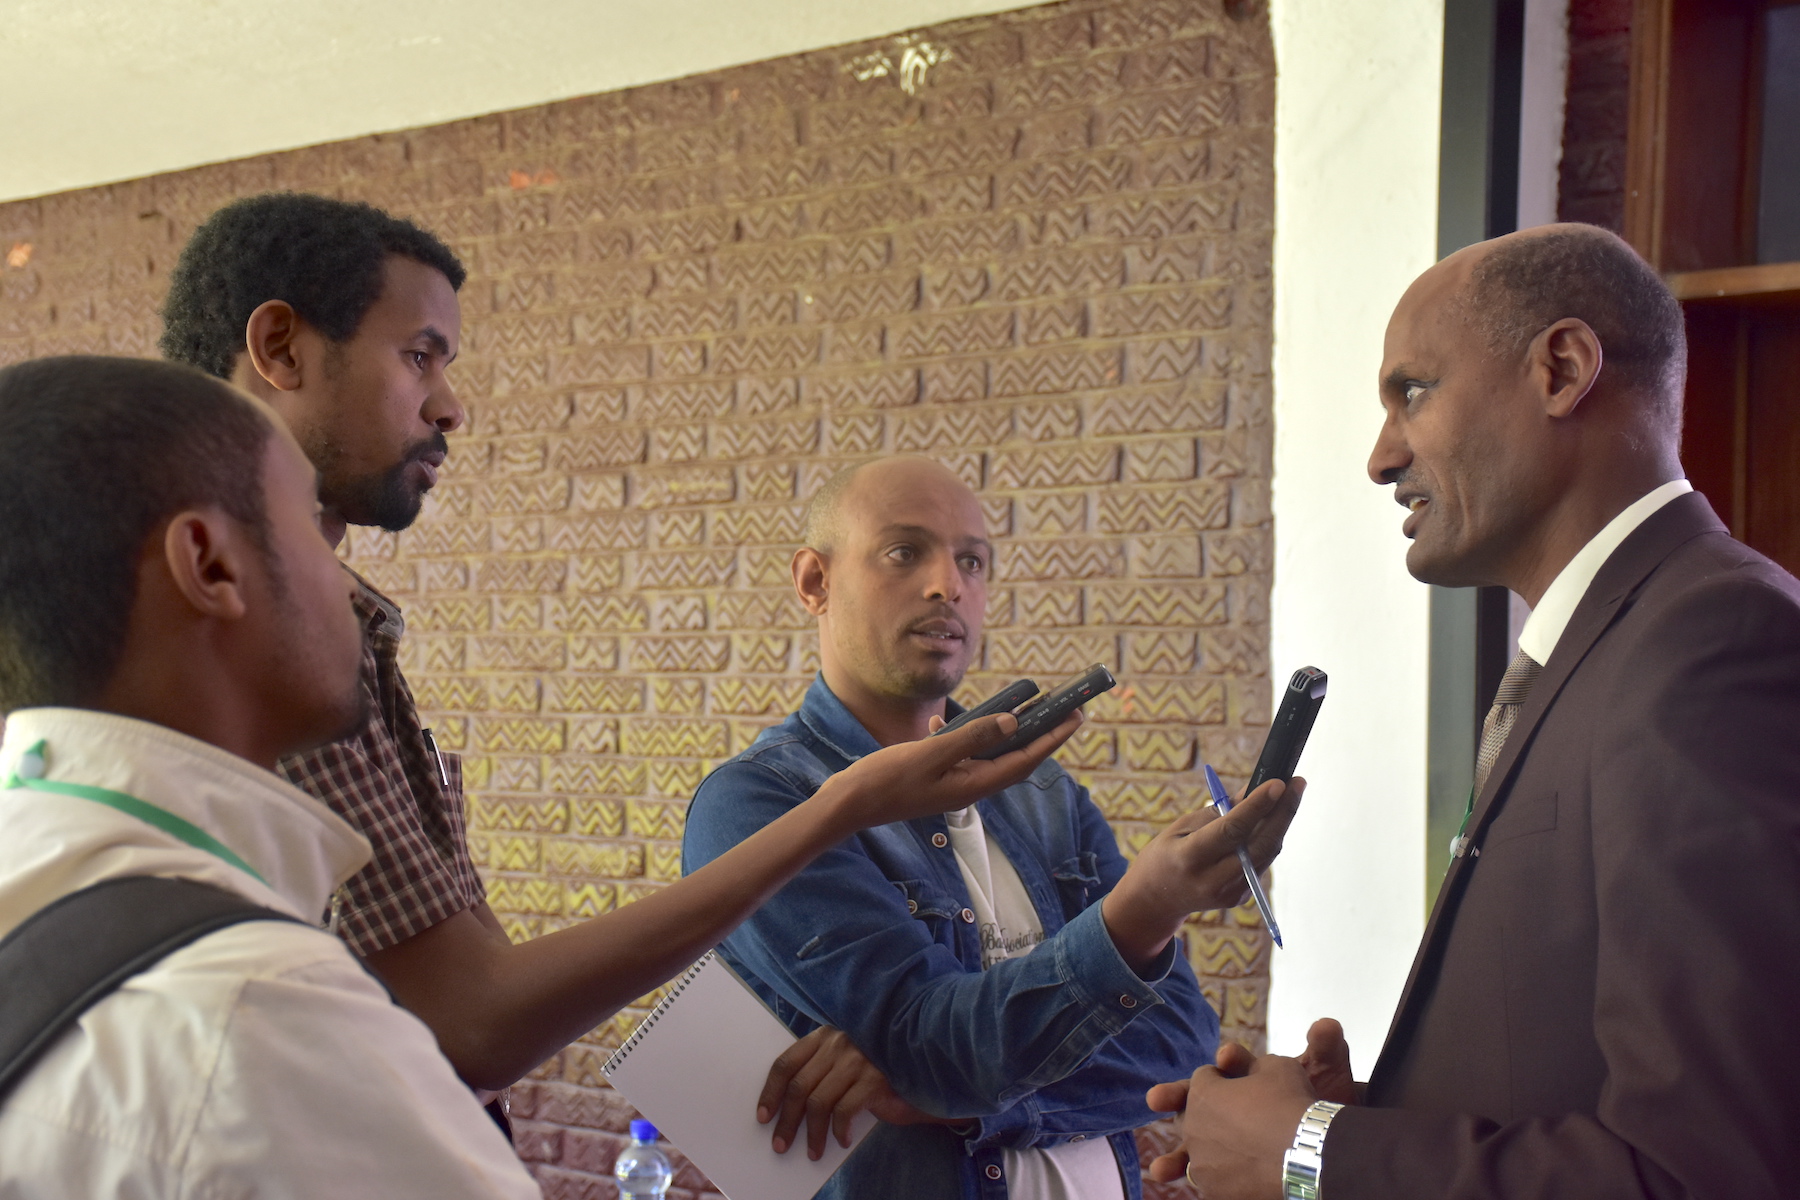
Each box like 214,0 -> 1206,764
1148,224 -> 1800,1199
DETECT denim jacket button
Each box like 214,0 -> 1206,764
907,899 -> 919,913
985,1165 -> 1003,1180
1071,1134 -> 1086,1142
1119,994 -> 1138,1008
932,832 -> 948,848
961,908 -> 976,923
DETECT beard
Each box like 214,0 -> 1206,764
313,431 -> 448,533
870,637 -> 974,702
320,675 -> 373,746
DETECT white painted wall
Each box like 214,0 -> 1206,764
1266,0 -> 1444,1061
0,0 -> 1036,203
1518,0 -> 1571,229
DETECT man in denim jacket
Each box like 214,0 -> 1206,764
683,457 -> 1302,1200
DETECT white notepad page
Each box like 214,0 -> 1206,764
601,952 -> 870,1200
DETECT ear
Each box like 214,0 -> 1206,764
792,547 -> 830,616
242,299 -> 307,393
1532,317 -> 1603,419
160,510 -> 253,622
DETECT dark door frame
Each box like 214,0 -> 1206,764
1427,0 -> 1528,903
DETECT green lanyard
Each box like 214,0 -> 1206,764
5,739 -> 267,885
1450,785 -> 1476,859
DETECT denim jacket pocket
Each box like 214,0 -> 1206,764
891,878 -> 960,947
1050,852 -> 1103,918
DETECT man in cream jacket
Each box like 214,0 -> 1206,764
0,355 -> 541,1198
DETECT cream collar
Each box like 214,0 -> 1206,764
0,708 -> 370,921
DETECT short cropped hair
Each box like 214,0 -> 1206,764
801,464 -> 873,555
1463,225 -> 1687,426
0,356 -> 275,711
159,193 -> 466,379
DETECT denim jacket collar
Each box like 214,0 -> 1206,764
789,674 -> 1073,932
793,674 -> 883,764
793,672 -> 970,766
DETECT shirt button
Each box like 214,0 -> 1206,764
961,908 -> 976,923
932,832 -> 948,848
1119,994 -> 1138,1008
985,1165 -> 1003,1180
1071,1135 -> 1086,1142
906,899 -> 919,913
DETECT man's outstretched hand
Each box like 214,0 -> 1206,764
1144,1020 -> 1358,1199
1101,775 -> 1304,971
816,708 -> 1082,836
757,1026 -> 948,1159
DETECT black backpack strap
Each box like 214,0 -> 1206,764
0,875 -> 302,1103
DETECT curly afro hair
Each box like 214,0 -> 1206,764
159,192 -> 466,379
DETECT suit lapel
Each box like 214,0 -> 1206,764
1368,492 -> 1727,1091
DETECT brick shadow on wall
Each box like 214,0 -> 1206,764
0,0 -> 1275,1195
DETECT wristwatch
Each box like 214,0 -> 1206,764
1281,1099 -> 1344,1200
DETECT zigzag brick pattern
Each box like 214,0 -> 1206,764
0,0 -> 1273,1194
1558,0 -> 1631,231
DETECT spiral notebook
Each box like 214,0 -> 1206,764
601,952 -> 871,1200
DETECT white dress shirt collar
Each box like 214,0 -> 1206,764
0,707 -> 370,922
1517,479 -> 1693,667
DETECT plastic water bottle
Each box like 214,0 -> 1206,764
614,1119 -> 673,1199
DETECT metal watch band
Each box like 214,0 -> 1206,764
1281,1099 -> 1345,1200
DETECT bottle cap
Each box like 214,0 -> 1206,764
630,1119 -> 659,1142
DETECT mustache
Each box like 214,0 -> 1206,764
404,431 -> 450,464
905,612 -> 969,637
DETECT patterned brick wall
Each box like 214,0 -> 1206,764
1559,0 -> 1633,229
0,0 -> 1274,1195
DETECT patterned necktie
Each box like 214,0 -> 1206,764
1473,650 -> 1543,798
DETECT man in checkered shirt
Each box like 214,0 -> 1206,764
159,194 -> 496,1012
156,192 -> 1082,1116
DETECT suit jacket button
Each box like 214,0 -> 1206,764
961,908 -> 976,923
985,1165 -> 1003,1180
932,832 -> 949,848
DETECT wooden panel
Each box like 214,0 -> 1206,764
1670,261 -> 1800,304
1745,310 -> 1800,572
1679,305 -> 1745,535
1659,0 -> 1759,270
1625,0 -> 1768,270
1622,0 -> 1671,260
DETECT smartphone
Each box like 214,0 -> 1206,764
1244,666 -> 1328,794
973,664 -> 1116,760
934,678 -> 1040,738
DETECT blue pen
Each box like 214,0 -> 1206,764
1203,764 -> 1283,949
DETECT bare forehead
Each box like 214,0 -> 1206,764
839,460 -> 985,538
1383,251 -> 1481,367
370,256 -> 462,334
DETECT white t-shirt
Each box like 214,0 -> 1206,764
942,805 -> 1127,1200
